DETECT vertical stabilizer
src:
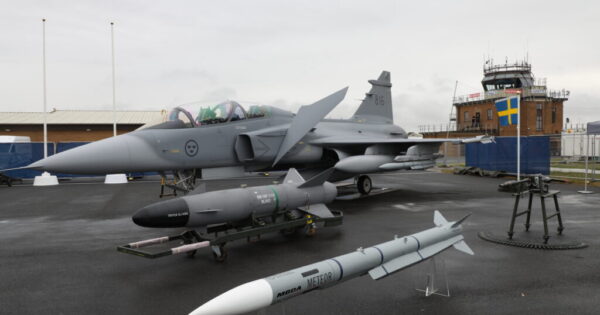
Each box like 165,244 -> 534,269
352,71 -> 393,124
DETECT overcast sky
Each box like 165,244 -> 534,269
1,0 -> 598,131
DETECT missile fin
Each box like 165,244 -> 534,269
453,240 -> 474,255
298,203 -> 334,218
282,168 -> 305,184
451,213 -> 471,228
433,210 -> 448,226
298,168 -> 335,188
418,235 -> 463,259
368,252 -> 422,280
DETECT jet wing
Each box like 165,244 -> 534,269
272,87 -> 349,166
310,135 -> 492,147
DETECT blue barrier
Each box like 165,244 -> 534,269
466,136 -> 550,175
0,143 -> 55,179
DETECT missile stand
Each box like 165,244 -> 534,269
117,210 -> 343,262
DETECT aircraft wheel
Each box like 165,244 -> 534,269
357,175 -> 372,195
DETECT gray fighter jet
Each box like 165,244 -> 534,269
25,71 -> 487,194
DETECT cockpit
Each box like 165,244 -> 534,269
165,101 -> 271,128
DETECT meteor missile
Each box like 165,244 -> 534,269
132,168 -> 337,228
189,211 -> 473,315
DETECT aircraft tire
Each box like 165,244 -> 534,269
357,175 -> 372,195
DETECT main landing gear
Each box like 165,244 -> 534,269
356,175 -> 372,195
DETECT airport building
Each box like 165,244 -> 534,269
0,109 -> 167,142
422,60 -> 569,138
421,60 -> 570,157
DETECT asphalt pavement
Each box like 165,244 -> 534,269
1,172 -> 599,315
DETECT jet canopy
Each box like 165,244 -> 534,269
165,101 -> 273,128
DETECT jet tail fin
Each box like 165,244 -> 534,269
352,71 -> 393,124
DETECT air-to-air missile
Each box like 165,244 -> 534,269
132,168 -> 337,229
189,211 -> 474,315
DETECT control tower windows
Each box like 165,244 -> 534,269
484,78 -> 523,91
536,104 -> 543,131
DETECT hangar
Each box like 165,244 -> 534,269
0,109 -> 167,142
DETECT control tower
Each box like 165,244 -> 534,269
444,59 -> 569,137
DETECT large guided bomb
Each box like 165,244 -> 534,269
132,168 -> 337,228
189,210 -> 473,315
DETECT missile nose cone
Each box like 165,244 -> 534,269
132,198 -> 190,228
189,279 -> 273,315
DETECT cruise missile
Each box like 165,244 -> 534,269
132,168 -> 337,228
189,211 -> 473,315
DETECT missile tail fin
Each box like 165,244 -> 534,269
282,168 -> 305,185
451,213 -> 471,228
298,203 -> 334,218
453,240 -> 474,255
433,210 -> 448,226
298,168 -> 334,188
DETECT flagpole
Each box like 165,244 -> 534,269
111,22 -> 116,137
42,18 -> 48,159
104,21 -> 127,184
33,18 -> 59,186
517,93 -> 521,181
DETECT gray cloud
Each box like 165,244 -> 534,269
1,0 -> 599,131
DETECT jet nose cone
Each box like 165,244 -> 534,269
132,198 -> 190,228
27,134 -> 153,174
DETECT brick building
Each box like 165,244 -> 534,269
0,109 -> 167,142
422,60 -> 569,157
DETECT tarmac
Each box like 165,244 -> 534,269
1,171 -> 600,315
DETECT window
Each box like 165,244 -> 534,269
230,105 -> 246,121
463,111 -> 469,123
552,106 -> 557,123
536,104 -> 543,131
487,109 -> 493,120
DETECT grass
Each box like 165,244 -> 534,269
550,162 -> 599,170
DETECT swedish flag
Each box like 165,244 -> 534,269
495,96 -> 520,126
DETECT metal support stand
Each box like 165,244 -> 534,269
578,133 -> 594,194
416,257 -> 450,297
507,178 -> 564,244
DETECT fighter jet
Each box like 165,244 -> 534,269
24,71 -> 489,194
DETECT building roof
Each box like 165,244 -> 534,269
0,110 -> 168,125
